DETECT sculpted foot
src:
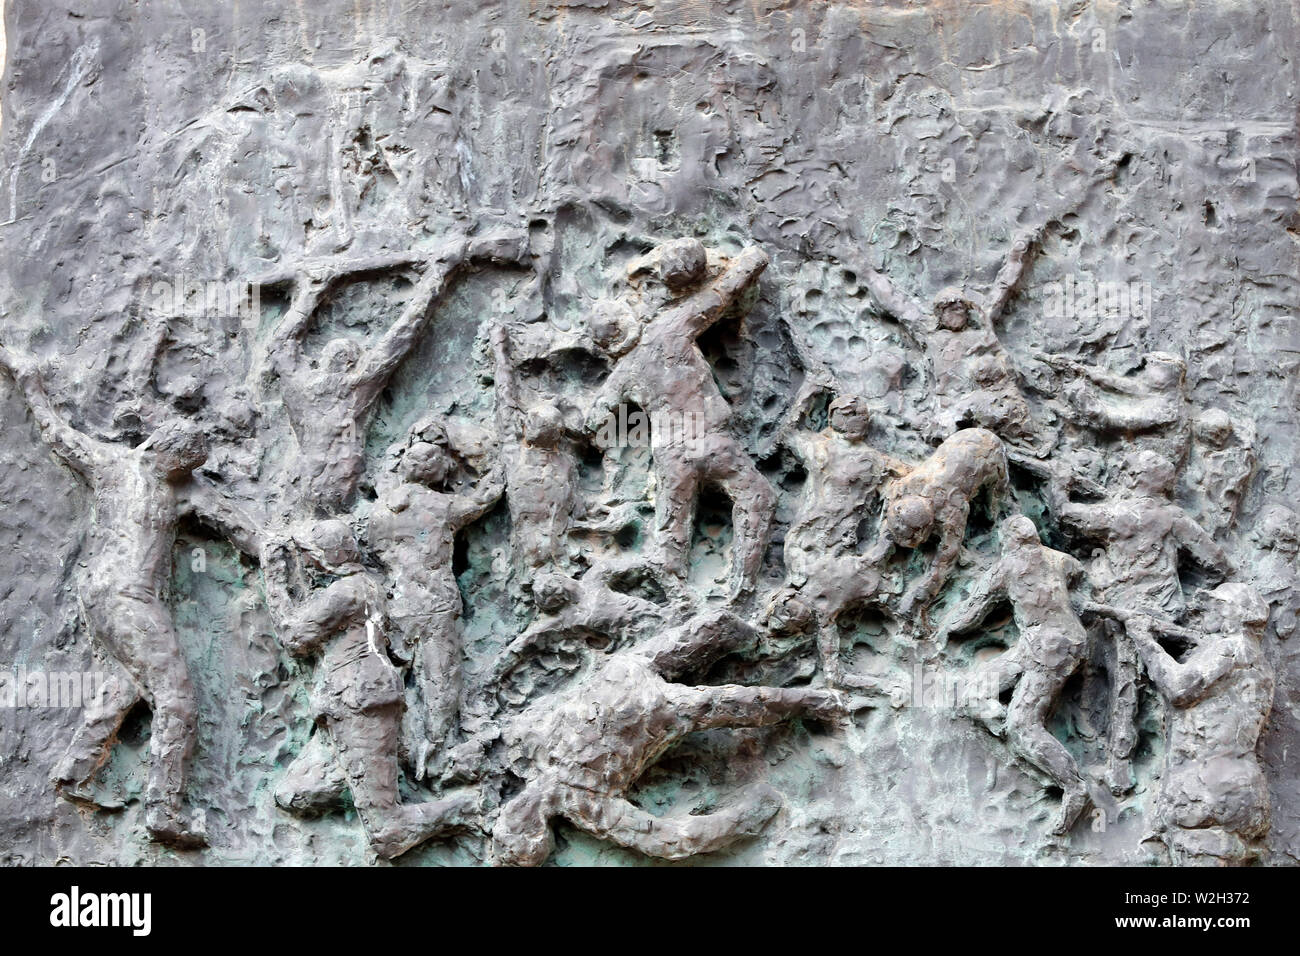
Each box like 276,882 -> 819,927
145,804 -> 209,849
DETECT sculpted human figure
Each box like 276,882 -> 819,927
1039,350 -> 1192,468
866,427 -> 1009,623
368,435 -> 503,778
771,389 -> 910,685
584,239 -> 776,596
1045,449 -> 1233,794
260,230 -> 527,513
0,346 -> 258,847
1250,505 -> 1298,642
857,229 -> 1043,445
490,322 -> 582,574
261,518 -> 478,860
1185,407 -> 1256,538
491,556 -> 695,689
1091,584 -> 1275,865
491,609 -> 857,865
934,515 -> 1092,834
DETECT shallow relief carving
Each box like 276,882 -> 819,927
0,2 -> 1296,867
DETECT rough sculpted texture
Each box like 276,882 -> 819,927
0,0 -> 1297,866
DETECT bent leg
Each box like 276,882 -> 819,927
98,597 -> 203,845
51,671 -> 141,800
1105,620 -> 1139,795
654,452 -> 699,577
1005,666 -> 1087,834
329,703 -> 477,860
557,782 -> 782,861
711,444 -> 776,592
275,728 -> 347,813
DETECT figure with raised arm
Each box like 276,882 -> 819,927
0,345 -> 258,847
368,433 -> 503,779
857,228 -> 1044,444
259,229 -> 527,513
1089,584 -> 1274,865
1044,449 -> 1233,794
584,239 -> 775,596
261,518 -> 479,859
934,515 -> 1093,833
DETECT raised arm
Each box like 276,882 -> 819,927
0,347 -> 103,477
1128,618 -> 1235,707
259,276 -> 328,382
986,228 -> 1041,323
859,263 -> 930,341
178,478 -> 262,556
1171,510 -> 1234,578
934,561 -> 1008,647
352,230 -> 530,409
449,468 -> 505,531
490,324 -> 524,441
651,245 -> 769,342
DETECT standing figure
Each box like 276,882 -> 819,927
1185,408 -> 1256,538
585,240 -> 775,596
1,346 -> 256,847
491,610 -> 856,865
866,427 -> 1009,622
368,437 -> 503,778
1045,449 -> 1232,794
260,230 -> 526,513
858,229 -> 1042,444
772,389 -> 910,686
261,519 -> 478,860
934,515 -> 1092,834
1249,505 -> 1298,642
1096,585 -> 1274,865
490,322 -> 581,573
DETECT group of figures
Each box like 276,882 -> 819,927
0,217 -> 1289,866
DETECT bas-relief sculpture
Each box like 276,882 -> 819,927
0,1 -> 1296,867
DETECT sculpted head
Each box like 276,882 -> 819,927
524,404 -> 565,448
293,518 -> 361,573
142,419 -> 209,479
1000,514 -> 1040,549
1196,583 -> 1269,639
1143,351 -> 1186,391
402,440 -> 453,488
1123,450 -> 1176,496
532,572 -> 579,613
886,494 -> 936,548
322,338 -> 363,376
1193,408 -> 1233,448
766,589 -> 815,635
636,238 -> 708,293
589,298 -> 640,358
1256,505 -> 1298,555
828,394 -> 872,441
932,288 -> 978,331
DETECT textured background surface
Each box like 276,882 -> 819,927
0,0 -> 1296,865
